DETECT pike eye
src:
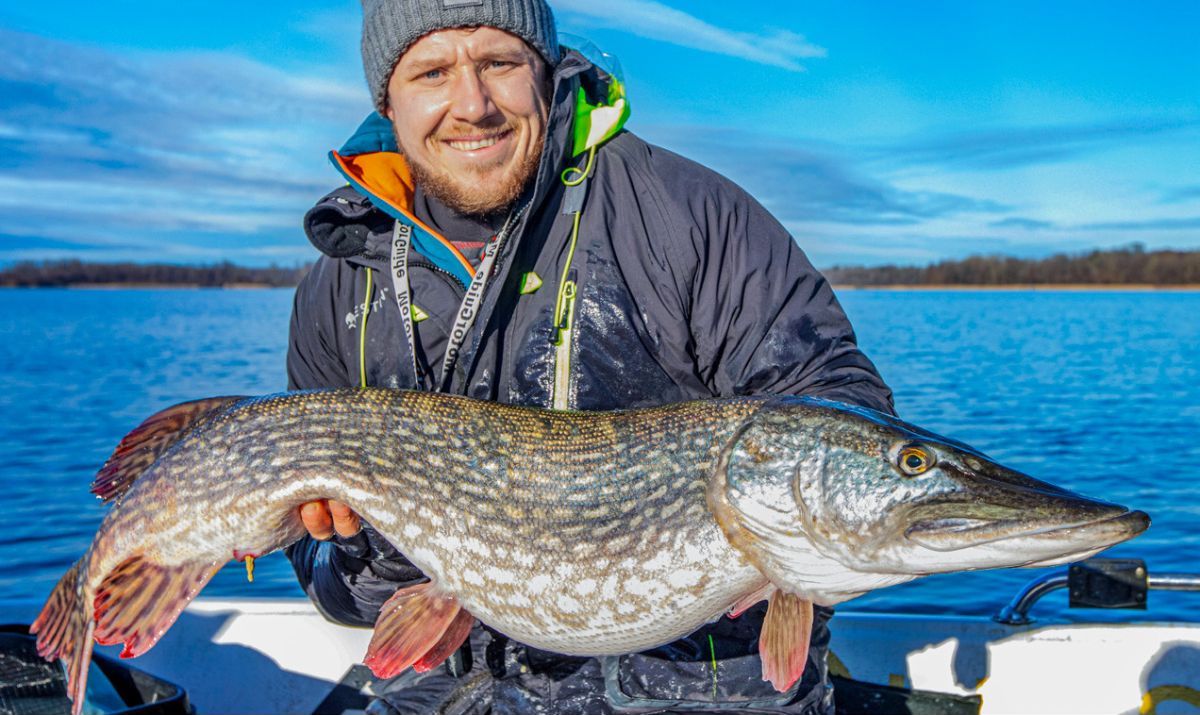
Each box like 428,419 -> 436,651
898,445 -> 934,476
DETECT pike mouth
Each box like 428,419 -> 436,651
905,509 -> 1150,553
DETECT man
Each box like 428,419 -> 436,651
286,0 -> 894,712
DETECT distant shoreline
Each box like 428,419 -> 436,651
834,284 -> 1200,292
0,283 -> 285,289
5,248 -> 1197,290
3,282 -> 1199,292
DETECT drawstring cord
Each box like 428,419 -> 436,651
359,268 -> 373,389
553,145 -> 597,333
708,633 -> 719,699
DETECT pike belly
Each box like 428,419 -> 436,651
394,498 -> 767,655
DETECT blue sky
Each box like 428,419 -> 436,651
0,1 -> 1196,267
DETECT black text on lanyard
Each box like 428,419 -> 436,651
389,208 -> 523,390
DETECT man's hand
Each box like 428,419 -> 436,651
300,499 -> 361,540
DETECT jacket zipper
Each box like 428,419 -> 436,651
548,153 -> 594,411
552,271 -> 578,410
408,256 -> 468,293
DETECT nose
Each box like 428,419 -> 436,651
448,69 -> 496,125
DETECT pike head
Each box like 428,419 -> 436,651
709,397 -> 1150,604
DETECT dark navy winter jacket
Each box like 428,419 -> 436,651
286,49 -> 893,709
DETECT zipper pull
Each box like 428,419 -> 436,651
556,282 -> 577,343
554,269 -> 579,345
552,273 -> 579,410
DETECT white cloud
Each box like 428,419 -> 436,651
554,0 -> 826,71
0,28 -> 373,263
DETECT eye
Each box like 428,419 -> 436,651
898,444 -> 935,477
422,69 -> 444,80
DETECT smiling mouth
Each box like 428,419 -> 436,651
445,130 -> 512,152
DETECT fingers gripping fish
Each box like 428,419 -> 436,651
32,390 -> 1150,713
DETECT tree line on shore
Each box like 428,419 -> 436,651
2,245 -> 1197,287
824,244 -> 1200,286
0,260 -> 310,287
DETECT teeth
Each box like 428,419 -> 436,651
448,135 -> 503,151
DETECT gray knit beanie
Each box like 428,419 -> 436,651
361,0 -> 561,113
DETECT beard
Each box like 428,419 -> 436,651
398,126 -> 545,220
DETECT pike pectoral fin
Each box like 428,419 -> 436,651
364,582 -> 466,678
93,554 -> 222,659
759,591 -> 813,692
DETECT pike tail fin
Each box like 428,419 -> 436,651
92,554 -> 222,659
364,582 -> 474,678
33,553 -> 222,714
31,558 -> 94,715
759,591 -> 814,692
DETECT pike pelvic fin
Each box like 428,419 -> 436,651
92,554 -> 222,659
31,558 -> 93,715
759,591 -> 814,692
92,396 -> 245,503
364,582 -> 470,678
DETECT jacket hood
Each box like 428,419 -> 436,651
304,49 -> 629,283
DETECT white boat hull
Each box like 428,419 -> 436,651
4,598 -> 1199,714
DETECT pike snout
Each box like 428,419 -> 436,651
899,456 -> 1150,567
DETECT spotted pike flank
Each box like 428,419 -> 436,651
33,389 -> 1150,713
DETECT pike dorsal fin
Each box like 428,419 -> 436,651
759,591 -> 814,692
364,582 -> 473,678
92,396 -> 244,503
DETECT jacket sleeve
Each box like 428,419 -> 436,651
686,182 -> 895,415
285,257 -> 425,627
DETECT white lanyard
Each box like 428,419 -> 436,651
388,207 -> 524,390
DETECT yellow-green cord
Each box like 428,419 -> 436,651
708,634 -> 718,699
359,268 -> 373,388
553,146 -> 597,329
553,210 -> 583,330
561,144 -> 597,187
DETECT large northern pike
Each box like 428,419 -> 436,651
34,390 -> 1148,712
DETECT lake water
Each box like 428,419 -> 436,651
1,288 -> 1197,624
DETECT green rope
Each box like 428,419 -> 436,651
560,144 -> 597,187
708,634 -> 718,700
553,146 -> 597,333
359,268 -> 373,389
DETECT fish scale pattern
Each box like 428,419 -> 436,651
116,390 -> 770,654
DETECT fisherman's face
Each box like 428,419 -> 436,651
385,27 -> 551,218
